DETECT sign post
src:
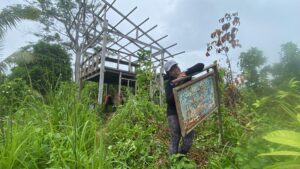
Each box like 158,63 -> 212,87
172,64 -> 223,142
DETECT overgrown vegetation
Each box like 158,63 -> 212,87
0,1 -> 300,168
0,82 -> 106,168
1,46 -> 300,168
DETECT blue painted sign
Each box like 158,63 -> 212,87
173,72 -> 218,136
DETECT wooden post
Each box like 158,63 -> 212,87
98,7 -> 108,105
118,72 -> 122,104
150,67 -> 156,99
117,53 -> 120,69
159,52 -> 165,106
88,58 -> 91,74
129,55 -> 132,72
96,51 -> 100,69
213,65 -> 224,144
134,80 -> 137,95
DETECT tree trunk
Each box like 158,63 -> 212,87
74,50 -> 81,83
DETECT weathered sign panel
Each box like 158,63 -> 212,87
173,72 -> 218,136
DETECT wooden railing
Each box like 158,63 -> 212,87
80,54 -> 140,80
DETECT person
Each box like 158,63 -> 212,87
164,60 -> 204,155
104,94 -> 113,113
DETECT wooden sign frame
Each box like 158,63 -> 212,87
172,65 -> 222,137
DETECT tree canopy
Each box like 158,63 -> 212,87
239,47 -> 267,93
28,0 -> 103,83
271,42 -> 300,86
9,41 -> 72,94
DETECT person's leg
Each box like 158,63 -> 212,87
104,104 -> 108,113
179,130 -> 195,154
167,115 -> 181,155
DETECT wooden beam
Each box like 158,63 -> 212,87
159,52 -> 165,106
98,8 -> 108,105
102,0 -> 174,57
111,6 -> 137,29
107,28 -> 160,51
112,25 -> 159,51
108,18 -> 150,48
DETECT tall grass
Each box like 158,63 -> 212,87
0,82 -> 107,168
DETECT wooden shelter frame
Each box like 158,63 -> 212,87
79,0 -> 185,105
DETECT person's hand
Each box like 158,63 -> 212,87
172,72 -> 187,86
178,72 -> 186,78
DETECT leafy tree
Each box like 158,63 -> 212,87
136,50 -> 153,99
239,47 -> 267,93
27,0 -> 105,83
0,49 -> 34,75
271,42 -> 300,87
9,41 -> 72,94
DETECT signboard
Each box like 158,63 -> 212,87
173,71 -> 219,136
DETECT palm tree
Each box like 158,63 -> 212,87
0,4 -> 40,73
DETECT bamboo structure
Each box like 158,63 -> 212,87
80,0 -> 185,105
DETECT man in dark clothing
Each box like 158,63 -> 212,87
164,60 -> 204,155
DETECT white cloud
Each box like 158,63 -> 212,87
1,0 -> 300,72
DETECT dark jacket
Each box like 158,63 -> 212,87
165,63 -> 204,116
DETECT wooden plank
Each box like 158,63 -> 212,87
81,53 -> 139,67
105,57 -> 139,67
81,66 -> 136,80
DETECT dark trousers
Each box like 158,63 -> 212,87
167,115 -> 195,155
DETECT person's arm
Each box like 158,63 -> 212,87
185,63 -> 205,76
165,82 -> 174,104
172,63 -> 204,84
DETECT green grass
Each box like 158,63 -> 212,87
0,83 -> 106,169
1,78 -> 299,168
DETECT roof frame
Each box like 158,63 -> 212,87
81,0 -> 185,70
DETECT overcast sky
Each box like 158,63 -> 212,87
0,0 -> 299,73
